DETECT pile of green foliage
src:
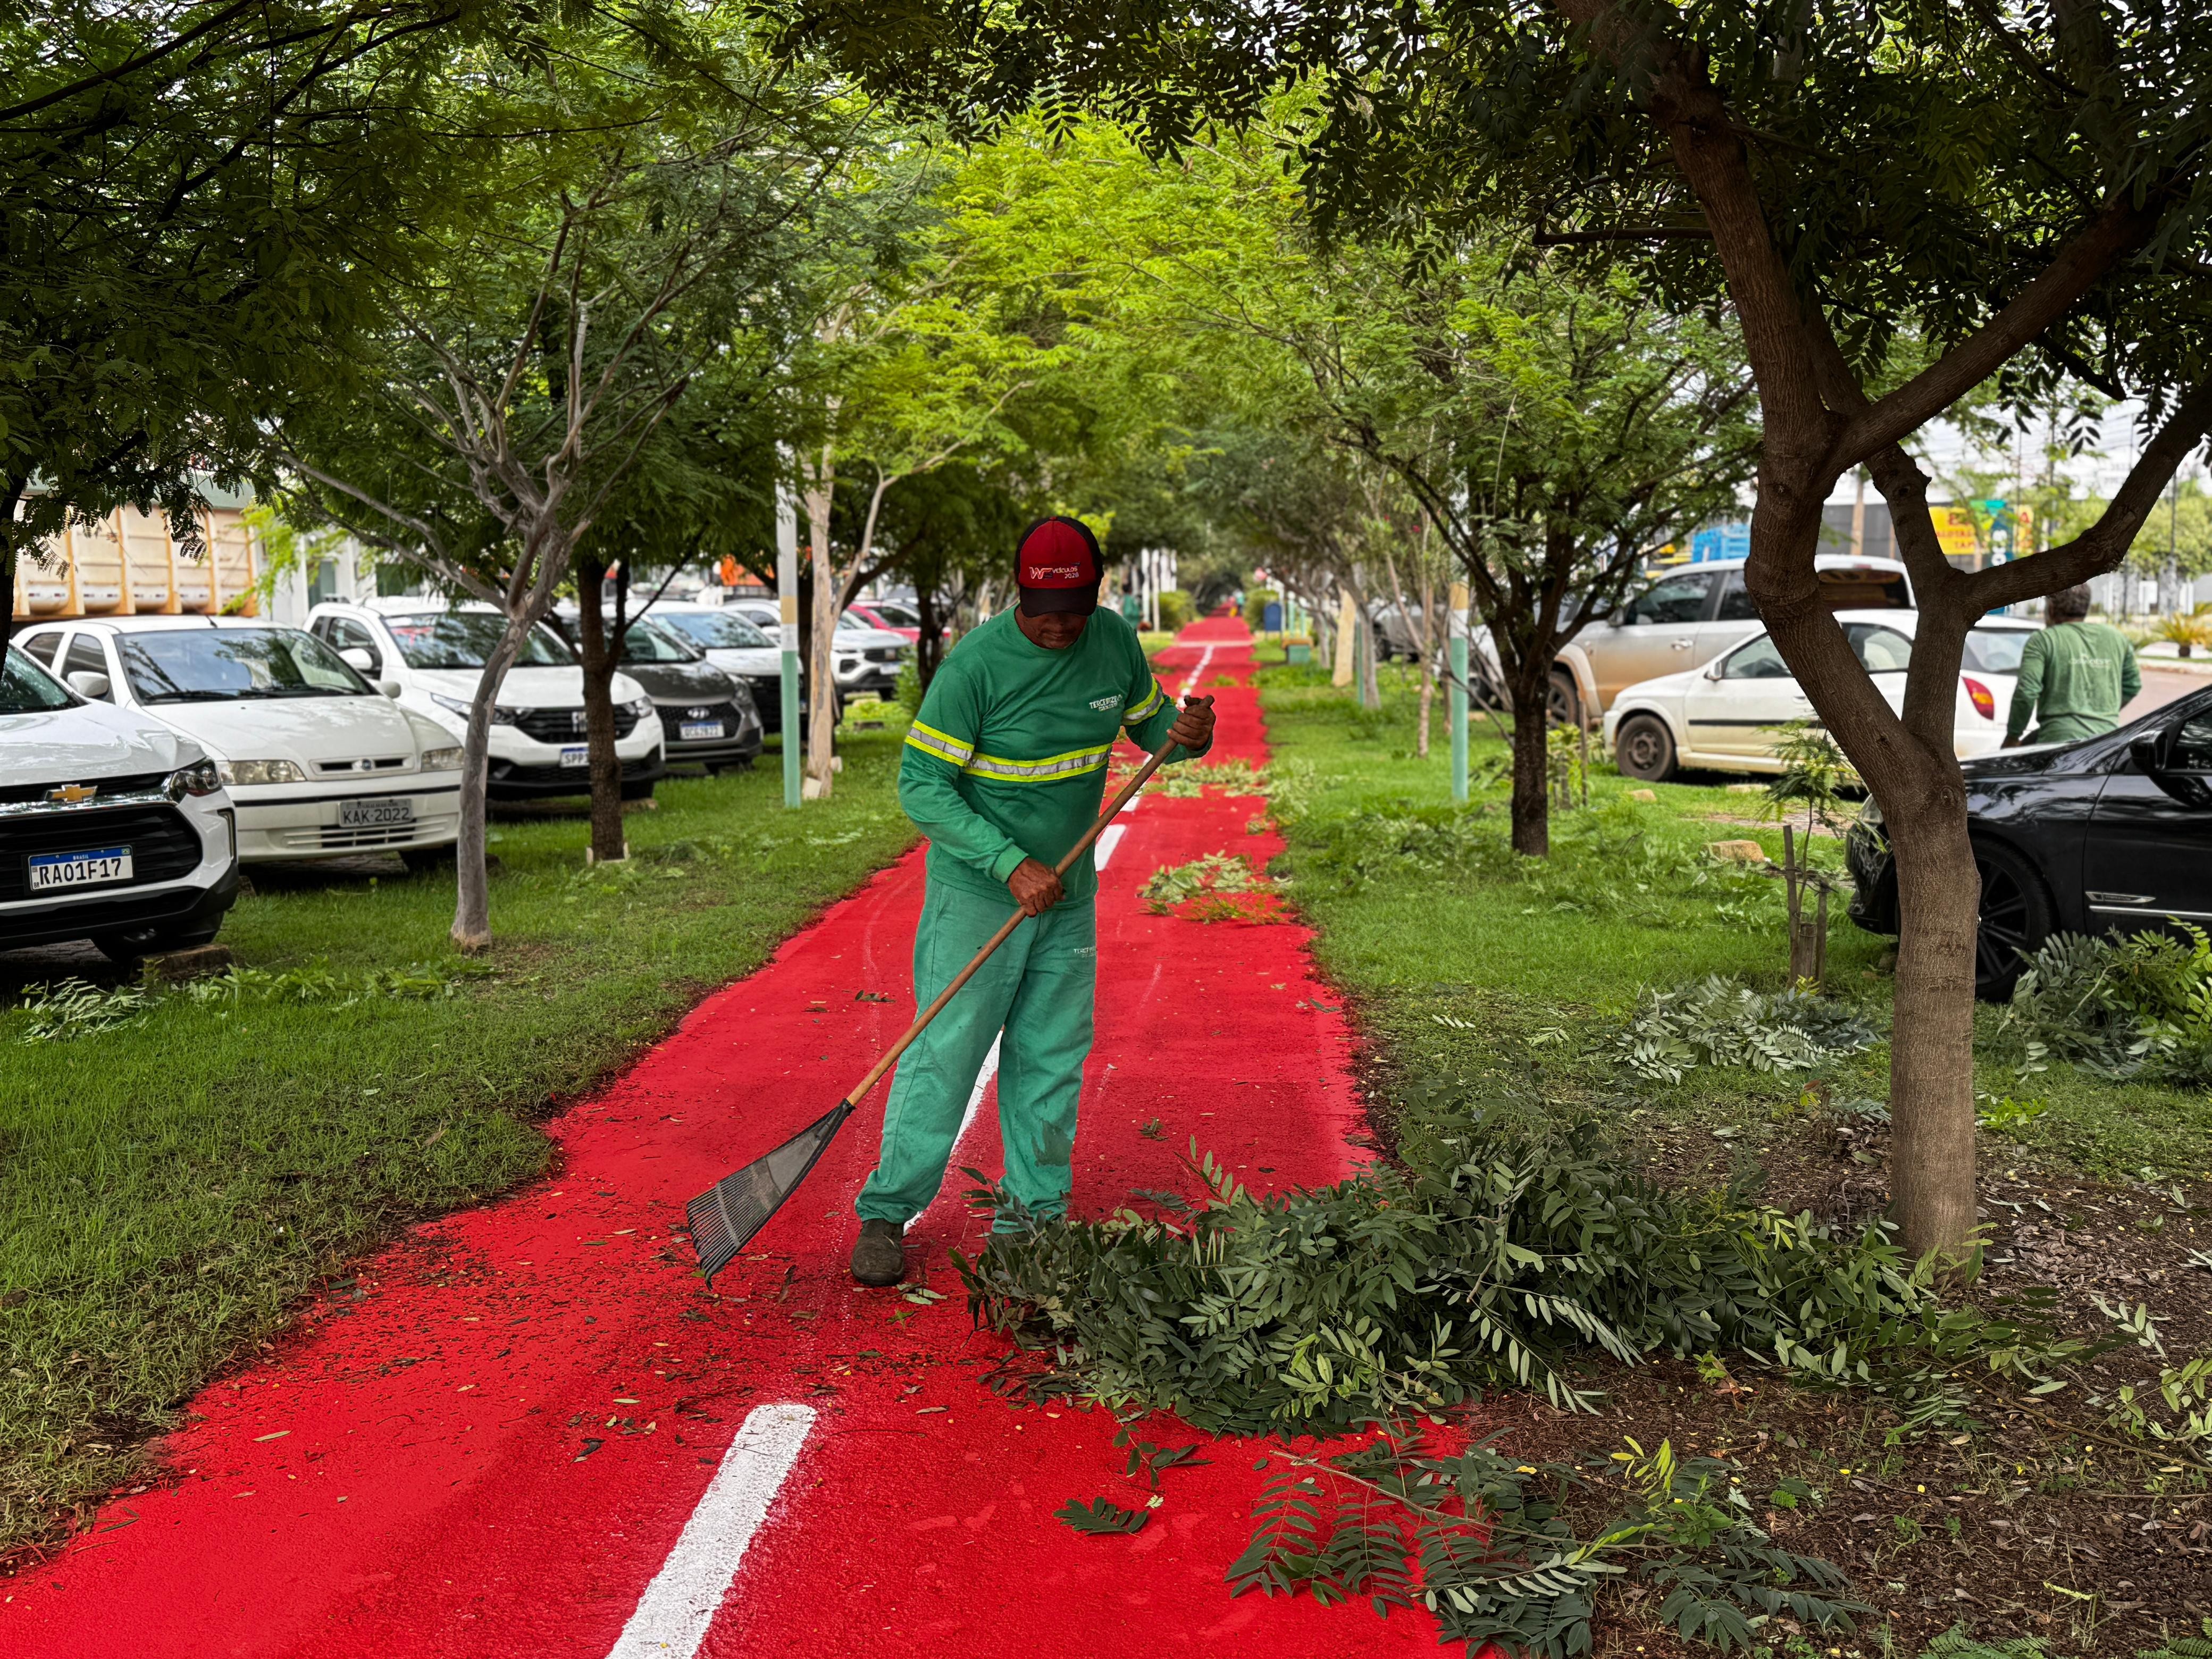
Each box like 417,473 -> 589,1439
957,1099 -> 1932,1432
1999,926 -> 2212,1085
1612,976 -> 1879,1084
1230,1431 -> 1867,1656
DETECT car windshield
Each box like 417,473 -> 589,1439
869,601 -> 918,627
1816,566 -> 1912,609
1963,627 -> 2032,674
1846,622 -> 1914,672
2,646 -> 75,714
386,613 -> 574,669
575,616 -> 699,663
836,613 -> 872,632
656,609 -> 773,650
118,627 -> 370,703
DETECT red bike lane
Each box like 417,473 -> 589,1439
9,617 -> 1442,1659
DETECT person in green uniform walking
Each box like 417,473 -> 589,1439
851,517 -> 1216,1286
2004,583 -> 2142,748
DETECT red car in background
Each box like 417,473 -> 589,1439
848,599 -> 953,650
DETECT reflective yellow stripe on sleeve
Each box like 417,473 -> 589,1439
904,720 -> 975,766
1122,681 -> 1166,726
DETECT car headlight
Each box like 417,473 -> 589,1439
419,745 -> 465,772
627,696 -> 656,719
165,758 -> 223,798
429,693 -> 518,725
216,759 -> 306,786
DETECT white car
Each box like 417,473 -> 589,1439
644,600 -> 795,736
1476,553 -> 1918,724
1,643 -> 239,959
1603,610 -> 2038,781
725,599 -> 907,698
305,599 -> 664,800
14,615 -> 464,866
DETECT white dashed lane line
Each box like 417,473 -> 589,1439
605,1401 -> 816,1659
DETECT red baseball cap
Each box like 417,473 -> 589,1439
1016,517 -> 1101,615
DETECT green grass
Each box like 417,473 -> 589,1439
0,737 -> 916,1552
1259,663 -> 2212,1185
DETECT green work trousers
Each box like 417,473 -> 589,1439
855,879 -> 1097,1227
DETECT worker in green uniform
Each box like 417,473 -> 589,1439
2004,583 -> 2142,748
851,517 -> 1216,1286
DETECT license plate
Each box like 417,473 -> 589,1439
559,745 -> 589,768
29,845 -> 133,892
338,797 -> 415,829
678,720 -> 725,741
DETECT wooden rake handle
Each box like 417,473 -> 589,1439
842,718 -> 1199,1107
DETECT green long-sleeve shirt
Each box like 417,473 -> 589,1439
2004,619 -> 2142,744
899,608 -> 1209,902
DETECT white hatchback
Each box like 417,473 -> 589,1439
1603,610 -> 2039,781
306,599 -> 663,800
0,643 -> 239,957
13,615 -> 466,865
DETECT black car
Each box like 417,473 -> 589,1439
551,613 -> 763,773
1846,685 -> 2212,998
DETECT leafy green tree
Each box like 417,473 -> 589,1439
951,124 -> 1756,850
787,0 -> 2212,1255
854,464 -> 1023,684
0,1 -> 495,641
280,14 -> 846,941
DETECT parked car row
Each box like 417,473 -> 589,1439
3,594 -> 909,959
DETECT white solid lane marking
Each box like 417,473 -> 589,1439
605,1402 -> 815,1659
1095,824 -> 1126,870
1176,644 -> 1217,698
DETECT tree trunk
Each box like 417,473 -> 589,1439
573,557 -> 627,863
1416,662 -> 1433,758
1882,787 -> 1982,1255
1506,674 -> 1551,856
916,583 -> 944,690
453,617 -> 534,951
803,451 -> 837,797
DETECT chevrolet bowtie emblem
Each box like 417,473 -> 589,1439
46,783 -> 97,804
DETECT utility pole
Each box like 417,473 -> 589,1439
1449,580 -> 1469,805
775,467 -> 802,810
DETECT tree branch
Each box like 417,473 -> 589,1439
1967,378 -> 2212,608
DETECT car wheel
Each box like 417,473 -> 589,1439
1546,668 -> 1583,728
400,846 -> 454,875
1973,837 -> 2053,1002
1614,714 -> 1677,783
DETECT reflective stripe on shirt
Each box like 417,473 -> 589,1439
1122,681 -> 1166,726
962,741 -> 1114,783
904,720 -> 975,766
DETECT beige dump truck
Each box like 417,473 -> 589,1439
9,491 -> 264,624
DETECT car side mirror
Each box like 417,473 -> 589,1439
1704,661 -> 1725,681
340,647 -> 377,673
2129,726 -> 2208,805
65,669 -> 110,699
376,680 -> 404,699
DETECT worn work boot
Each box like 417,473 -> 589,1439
850,1218 -> 906,1286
